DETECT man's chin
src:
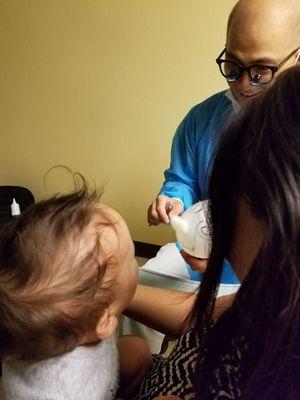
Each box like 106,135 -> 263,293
234,91 -> 262,104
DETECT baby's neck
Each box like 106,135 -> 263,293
81,339 -> 102,347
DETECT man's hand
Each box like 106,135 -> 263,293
180,249 -> 208,273
147,194 -> 184,225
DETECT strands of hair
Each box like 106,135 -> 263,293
191,66 -> 300,400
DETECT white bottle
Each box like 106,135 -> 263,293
11,198 -> 21,217
170,200 -> 212,259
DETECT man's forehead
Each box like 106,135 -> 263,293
227,0 -> 300,59
226,23 -> 293,65
228,0 -> 299,31
225,46 -> 280,66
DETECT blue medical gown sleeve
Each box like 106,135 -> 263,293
160,113 -> 200,208
159,91 -> 233,209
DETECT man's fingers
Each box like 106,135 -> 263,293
168,200 -> 184,218
147,200 -> 160,225
147,195 -> 183,225
147,197 -> 170,225
156,204 -> 171,224
155,195 -> 172,224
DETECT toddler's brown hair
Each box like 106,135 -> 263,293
0,188 -> 116,361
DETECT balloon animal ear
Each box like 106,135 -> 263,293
95,309 -> 118,340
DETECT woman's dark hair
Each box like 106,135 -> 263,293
191,66 -> 300,399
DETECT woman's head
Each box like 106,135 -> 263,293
0,187 -> 138,361
211,65 -> 300,294
193,66 -> 300,399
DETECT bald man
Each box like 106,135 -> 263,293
148,0 -> 300,226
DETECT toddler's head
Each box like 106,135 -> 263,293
0,188 -> 138,361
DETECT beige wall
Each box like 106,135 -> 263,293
0,0 -> 236,245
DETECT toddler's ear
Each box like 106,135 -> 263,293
95,309 -> 118,340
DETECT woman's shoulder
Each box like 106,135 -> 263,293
131,329 -> 200,400
196,325 -> 248,399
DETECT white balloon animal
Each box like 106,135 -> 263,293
170,200 -> 212,259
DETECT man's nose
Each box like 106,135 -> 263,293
236,71 -> 252,90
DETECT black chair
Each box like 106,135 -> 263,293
0,186 -> 35,228
0,186 -> 34,377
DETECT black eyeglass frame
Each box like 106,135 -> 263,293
216,47 -> 300,85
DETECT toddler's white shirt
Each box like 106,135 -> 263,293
0,336 -> 118,400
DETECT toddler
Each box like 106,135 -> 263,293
0,188 -> 151,399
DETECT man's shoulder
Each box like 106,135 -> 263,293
180,90 -> 232,130
190,90 -> 231,115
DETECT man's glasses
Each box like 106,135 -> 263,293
216,47 -> 300,86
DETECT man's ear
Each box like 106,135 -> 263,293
95,309 -> 118,340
